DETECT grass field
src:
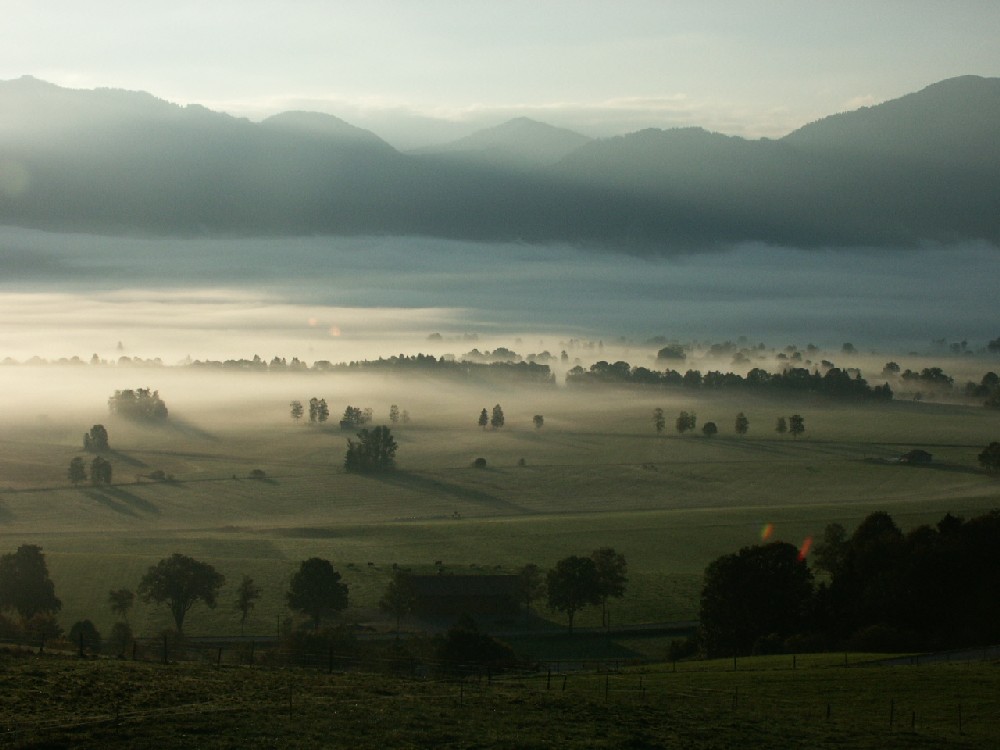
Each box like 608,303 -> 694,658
0,367 -> 998,641
2,649 -> 999,748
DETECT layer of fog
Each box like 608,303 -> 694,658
1,227 -> 996,365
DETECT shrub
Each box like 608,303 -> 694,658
473,457 -> 487,468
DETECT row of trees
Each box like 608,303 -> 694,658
68,456 -> 113,485
652,409 -> 804,438
699,508 -> 1000,657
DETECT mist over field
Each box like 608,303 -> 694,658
1,227 -> 996,366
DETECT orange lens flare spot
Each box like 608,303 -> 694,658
761,523 -> 774,541
798,536 -> 813,561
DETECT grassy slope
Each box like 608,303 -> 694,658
0,374 -> 997,638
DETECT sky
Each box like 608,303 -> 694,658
3,1 -> 999,148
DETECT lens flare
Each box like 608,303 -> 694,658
798,536 -> 813,561
329,325 -> 342,337
761,523 -> 774,541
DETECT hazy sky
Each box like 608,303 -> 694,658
4,1 -> 1000,146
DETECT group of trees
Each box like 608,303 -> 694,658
568,362 -> 892,401
699,509 -> 1000,657
83,424 -> 109,451
542,548 -> 628,632
344,426 -> 398,473
478,404 -> 505,430
108,388 -> 168,420
775,414 -> 806,437
68,455 -> 113,485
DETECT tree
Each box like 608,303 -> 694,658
789,414 -> 805,438
699,542 -> 813,657
286,558 -> 349,630
533,414 -> 544,429
979,442 -> 1000,474
68,457 -> 87,485
591,548 -> 627,629
309,398 -> 330,424
235,575 -> 261,635
83,424 -> 109,451
546,555 -> 601,632
0,545 -> 61,621
517,563 -> 546,621
478,408 -> 489,429
675,411 -> 696,434
344,426 -> 398,473
389,404 -> 400,424
340,405 -> 364,428
652,408 -> 665,434
108,588 -> 134,624
702,421 -> 718,437
775,416 -> 787,435
379,570 -> 416,633
290,400 -> 304,422
69,620 -> 102,655
491,404 -> 505,429
90,456 -> 112,485
138,553 -> 225,632
735,412 -> 749,436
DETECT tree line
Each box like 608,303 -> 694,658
698,508 -> 1000,658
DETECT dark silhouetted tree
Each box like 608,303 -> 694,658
591,547 -> 628,629
290,400 -> 304,422
789,414 -> 805,438
478,408 -> 489,429
702,421 -> 718,437
979,442 -> 1000,474
775,416 -> 787,434
90,456 -> 112,485
83,424 -> 109,451
699,542 -> 813,657
389,404 -> 400,424
0,545 -> 61,622
68,457 -> 87,485
491,404 -> 505,429
652,407 -> 665,434
379,570 -> 416,633
69,619 -> 102,655
138,553 -> 225,632
235,575 -> 261,635
286,558 -> 349,630
344,426 -> 398,473
546,555 -> 601,632
517,563 -> 546,621
108,588 -> 134,624
340,405 -> 364,428
533,414 -> 544,429
675,411 -> 696,434
309,397 -> 330,424
735,412 -> 749,435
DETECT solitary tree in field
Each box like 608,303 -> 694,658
138,553 -> 225,632
675,411 -> 696,434
546,555 -> 601,633
979,442 -> 1000,475
389,404 -> 400,424
286,558 -> 349,630
789,414 -> 805,438
775,416 -> 788,435
702,421 -> 718,437
491,404 -> 505,429
379,569 -> 416,634
90,456 -> 112,485
68,457 -> 87,485
344,426 -> 398,473
533,414 -> 544,429
69,620 -> 102,656
652,408 -> 665,434
0,545 -> 61,622
478,408 -> 489,429
290,400 -> 304,422
735,412 -> 749,436
108,588 -> 135,624
235,575 -> 261,635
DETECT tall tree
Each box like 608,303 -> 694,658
235,575 -> 261,635
591,547 -> 628,629
652,408 -> 665,434
517,563 -> 546,622
533,414 -> 544,429
138,553 -> 225,632
546,555 -> 601,632
789,414 -> 805,438
491,404 -> 505,429
478,408 -> 489,429
379,570 -> 416,634
0,545 -> 61,622
978,442 -> 1000,474
675,411 -> 696,434
108,588 -> 135,624
286,558 -> 349,630
289,400 -> 304,422
83,424 -> 109,451
389,404 -> 400,424
775,416 -> 788,435
90,456 -> 112,485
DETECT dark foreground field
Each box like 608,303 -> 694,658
2,651 -> 999,749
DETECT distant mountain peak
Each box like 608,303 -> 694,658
412,116 -> 591,167
260,110 -> 391,148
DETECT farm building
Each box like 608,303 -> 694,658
408,574 -> 520,617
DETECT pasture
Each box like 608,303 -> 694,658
0,366 -> 998,641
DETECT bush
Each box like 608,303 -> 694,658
473,457 -> 487,468
68,620 -> 102,655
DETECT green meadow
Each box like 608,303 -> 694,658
1,368 -> 997,642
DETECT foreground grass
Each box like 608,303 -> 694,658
1,651 -> 998,749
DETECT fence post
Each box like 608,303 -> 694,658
217,647 -> 222,668
889,699 -> 894,730
546,669 -> 551,690
162,634 -> 168,665
605,674 -> 609,702
562,674 -> 568,692
328,645 -> 334,674
732,687 -> 738,711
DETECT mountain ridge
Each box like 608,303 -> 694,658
0,75 -> 997,251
